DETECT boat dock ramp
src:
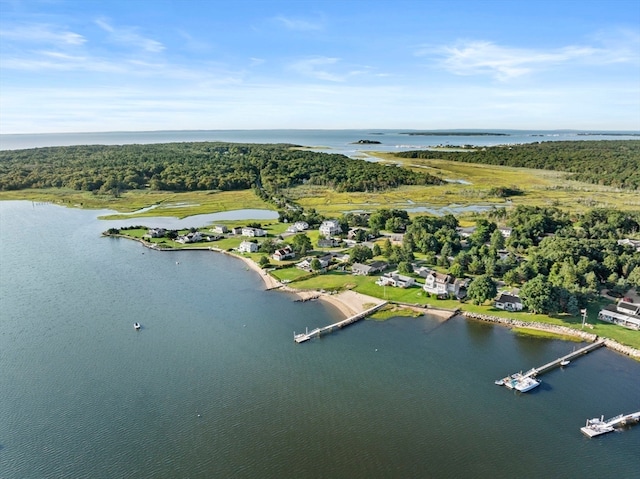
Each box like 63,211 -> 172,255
580,411 -> 640,438
496,339 -> 605,392
294,301 -> 388,343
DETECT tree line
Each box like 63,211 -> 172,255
0,142 -> 442,194
395,140 -> 640,190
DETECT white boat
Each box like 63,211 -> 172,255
560,359 -> 570,366
134,322 -> 141,330
503,372 -> 540,392
514,376 -> 540,392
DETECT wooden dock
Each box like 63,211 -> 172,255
581,411 -> 640,438
497,339 -> 606,387
294,301 -> 388,343
521,339 -> 605,378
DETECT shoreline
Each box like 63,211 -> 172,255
107,233 -> 640,358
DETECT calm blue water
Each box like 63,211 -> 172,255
1,200 -> 639,478
1,129 -> 639,154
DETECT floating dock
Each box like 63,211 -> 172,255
496,339 -> 605,392
294,301 -> 387,343
581,411 -> 640,437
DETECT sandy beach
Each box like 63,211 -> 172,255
228,252 -> 385,318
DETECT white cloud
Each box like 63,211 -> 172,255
419,37 -> 638,81
274,15 -> 324,32
95,18 -> 165,53
0,24 -> 86,46
288,57 -> 370,82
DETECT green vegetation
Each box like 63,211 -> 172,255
395,140 -> 640,190
5,139 -> 639,351
0,142 -> 440,196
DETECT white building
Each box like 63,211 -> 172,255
242,227 -> 267,237
238,241 -> 259,253
319,219 -> 342,237
598,301 -> 640,330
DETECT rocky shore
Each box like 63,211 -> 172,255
462,311 -> 640,360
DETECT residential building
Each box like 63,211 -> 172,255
238,241 -> 259,253
242,227 -> 267,237
598,301 -> 640,330
319,219 -> 342,237
272,245 -> 295,261
495,292 -> 524,311
376,271 -> 415,288
211,225 -> 228,234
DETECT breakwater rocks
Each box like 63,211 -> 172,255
462,311 -> 640,360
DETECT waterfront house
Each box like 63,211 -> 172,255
242,227 -> 267,237
422,271 -> 468,298
319,219 -> 342,237
495,292 -> 524,311
351,261 -> 388,276
145,227 -> 166,238
598,300 -> 640,330
272,245 -> 295,261
238,241 -> 259,253
211,225 -> 228,234
423,271 -> 455,295
176,231 -> 202,244
351,263 -> 373,276
231,226 -> 243,235
376,271 -> 415,288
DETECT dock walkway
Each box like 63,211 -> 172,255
581,411 -> 640,437
294,301 -> 388,343
521,339 -> 606,379
496,339 -> 605,392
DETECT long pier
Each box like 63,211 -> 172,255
521,339 -> 606,379
294,301 -> 388,343
581,411 -> 640,438
496,339 -> 606,391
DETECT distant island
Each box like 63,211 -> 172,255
401,132 -> 510,136
352,139 -> 381,144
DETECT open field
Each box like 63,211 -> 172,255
0,188 -> 273,219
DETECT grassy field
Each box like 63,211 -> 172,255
0,188 -> 273,219
3,154 -> 639,219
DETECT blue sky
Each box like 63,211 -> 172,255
1,0 -> 639,133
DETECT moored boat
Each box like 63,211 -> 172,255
134,322 -> 141,330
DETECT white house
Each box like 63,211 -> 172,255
423,271 -> 455,295
176,231 -> 202,244
422,271 -> 468,298
238,241 -> 259,253
272,245 -> 295,261
495,292 -> 524,311
145,227 -> 166,238
242,227 -> 266,237
598,301 -> 640,330
319,219 -> 342,237
210,225 -> 228,234
376,272 -> 415,288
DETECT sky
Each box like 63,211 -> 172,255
1,0 -> 639,134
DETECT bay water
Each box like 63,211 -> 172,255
1,200 -> 639,478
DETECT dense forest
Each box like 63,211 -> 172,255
395,140 -> 640,190
0,142 -> 441,194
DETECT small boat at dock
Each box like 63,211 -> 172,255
560,359 -> 570,366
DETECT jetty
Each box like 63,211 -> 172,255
496,339 -> 605,391
580,411 -> 640,438
294,301 -> 388,343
